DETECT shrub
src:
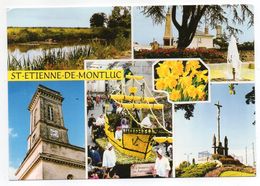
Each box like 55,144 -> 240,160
176,162 -> 217,177
7,27 -> 131,45
134,48 -> 225,63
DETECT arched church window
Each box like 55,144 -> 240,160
67,174 -> 73,179
47,105 -> 54,121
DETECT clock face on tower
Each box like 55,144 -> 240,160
49,128 -> 59,139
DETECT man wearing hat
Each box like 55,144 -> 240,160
102,143 -> 117,177
154,148 -> 171,178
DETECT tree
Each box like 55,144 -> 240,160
178,161 -> 191,169
174,104 -> 195,120
245,86 -> 255,105
142,5 -> 254,49
90,13 -> 107,28
245,86 -> 255,125
107,6 -> 131,28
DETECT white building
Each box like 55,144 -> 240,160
188,29 -> 214,49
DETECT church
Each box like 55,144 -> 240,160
15,85 -> 85,180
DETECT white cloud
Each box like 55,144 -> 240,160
8,128 -> 18,138
9,166 -> 18,180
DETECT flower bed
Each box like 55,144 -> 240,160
175,162 -> 217,177
205,166 -> 256,177
134,48 -> 225,63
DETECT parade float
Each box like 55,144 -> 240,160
104,74 -> 173,160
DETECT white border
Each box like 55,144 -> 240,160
1,1 -> 259,186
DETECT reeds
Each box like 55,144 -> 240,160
8,45 -> 91,70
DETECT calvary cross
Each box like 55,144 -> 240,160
214,101 -> 222,145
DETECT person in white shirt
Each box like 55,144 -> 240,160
102,143 -> 116,169
154,148 -> 171,178
115,126 -> 123,140
96,114 -> 105,126
95,114 -> 105,137
121,118 -> 129,129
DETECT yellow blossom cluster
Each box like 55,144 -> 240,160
155,60 -> 208,102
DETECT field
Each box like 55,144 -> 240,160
7,27 -> 131,44
7,27 -> 131,70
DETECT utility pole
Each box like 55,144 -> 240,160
184,153 -> 192,163
245,146 -> 248,165
252,142 -> 256,167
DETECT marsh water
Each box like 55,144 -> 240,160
8,43 -> 90,61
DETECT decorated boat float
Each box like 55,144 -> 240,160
104,74 -> 173,159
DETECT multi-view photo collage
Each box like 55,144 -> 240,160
7,5 -> 255,180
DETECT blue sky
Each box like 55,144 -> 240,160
133,6 -> 254,45
8,81 -> 85,171
175,83 -> 255,166
7,7 -> 113,27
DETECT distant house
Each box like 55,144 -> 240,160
188,28 -> 214,49
198,151 -> 212,163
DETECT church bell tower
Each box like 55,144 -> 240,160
27,85 -> 69,150
16,85 -> 85,180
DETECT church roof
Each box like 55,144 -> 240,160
28,85 -> 64,110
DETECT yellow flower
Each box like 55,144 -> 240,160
163,73 -> 178,89
156,63 -> 170,78
189,69 -> 199,79
167,78 -> 178,89
196,85 -> 206,100
169,90 -> 181,101
196,70 -> 208,82
186,60 -> 201,72
155,79 -> 166,90
197,84 -> 206,91
179,76 -> 192,89
197,89 -> 206,100
163,60 -> 184,76
164,60 -> 178,68
184,85 -> 197,99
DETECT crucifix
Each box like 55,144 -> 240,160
214,101 -> 222,146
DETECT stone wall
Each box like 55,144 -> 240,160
22,161 -> 43,180
43,160 -> 85,180
42,141 -> 85,162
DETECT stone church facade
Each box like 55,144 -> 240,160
15,85 -> 85,180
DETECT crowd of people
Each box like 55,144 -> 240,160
87,91 -> 173,179
88,141 -> 173,179
88,142 -> 119,179
87,92 -> 107,115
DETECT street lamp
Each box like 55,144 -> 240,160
184,153 -> 192,163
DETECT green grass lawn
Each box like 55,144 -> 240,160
209,63 -> 255,81
220,171 -> 255,177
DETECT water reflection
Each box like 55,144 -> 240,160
8,44 -> 90,61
